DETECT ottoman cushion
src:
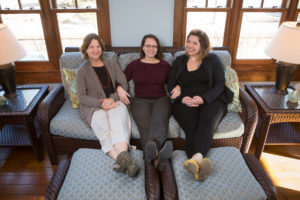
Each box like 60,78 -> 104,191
171,147 -> 267,200
57,148 -> 146,200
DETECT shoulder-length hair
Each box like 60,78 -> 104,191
140,34 -> 163,60
185,29 -> 211,60
80,33 -> 105,59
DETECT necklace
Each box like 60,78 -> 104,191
94,65 -> 111,88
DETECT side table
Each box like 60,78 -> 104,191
0,85 -> 48,161
245,84 -> 300,159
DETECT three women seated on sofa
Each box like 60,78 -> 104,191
76,29 -> 233,181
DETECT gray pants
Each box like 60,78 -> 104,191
130,96 -> 171,150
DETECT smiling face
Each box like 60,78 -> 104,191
185,34 -> 201,57
85,39 -> 102,61
142,38 -> 158,59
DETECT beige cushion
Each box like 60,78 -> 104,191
62,68 -> 80,108
225,66 -> 242,112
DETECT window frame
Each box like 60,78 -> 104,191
0,0 -> 111,72
174,0 -> 299,63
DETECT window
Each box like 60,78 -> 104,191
178,0 -> 298,61
236,12 -> 282,59
0,0 -> 110,64
0,0 -> 48,61
236,0 -> 287,59
184,0 -> 231,47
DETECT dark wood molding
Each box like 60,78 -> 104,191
173,0 -> 185,47
97,0 -> 111,47
39,0 -> 61,68
286,0 -> 299,20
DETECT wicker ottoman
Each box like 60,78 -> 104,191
45,148 -> 160,200
161,147 -> 277,200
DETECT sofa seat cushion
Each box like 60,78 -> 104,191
57,148 -> 146,200
50,99 -> 180,140
171,147 -> 267,200
180,112 -> 245,139
50,100 -> 96,140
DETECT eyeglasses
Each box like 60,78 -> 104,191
144,44 -> 158,49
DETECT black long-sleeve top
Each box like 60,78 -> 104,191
167,53 -> 233,104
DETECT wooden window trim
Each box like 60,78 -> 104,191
0,0 -> 111,84
173,0 -> 300,81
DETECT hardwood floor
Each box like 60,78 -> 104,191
249,138 -> 300,200
0,133 -> 299,200
0,147 -> 55,200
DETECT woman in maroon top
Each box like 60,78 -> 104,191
117,34 -> 173,171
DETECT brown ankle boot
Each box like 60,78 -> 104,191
125,161 -> 140,178
113,151 -> 140,178
113,151 -> 131,173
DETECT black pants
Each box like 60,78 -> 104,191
130,96 -> 171,150
172,99 -> 227,158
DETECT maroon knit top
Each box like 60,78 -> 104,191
124,59 -> 170,98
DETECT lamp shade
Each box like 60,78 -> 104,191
265,21 -> 300,65
0,24 -> 26,65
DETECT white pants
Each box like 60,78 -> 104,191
90,101 -> 131,153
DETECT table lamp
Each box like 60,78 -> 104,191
0,24 -> 26,97
265,21 -> 300,95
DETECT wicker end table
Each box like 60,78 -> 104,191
245,84 -> 300,159
0,85 -> 48,161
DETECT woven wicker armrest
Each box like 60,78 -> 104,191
38,84 -> 65,122
45,159 -> 71,200
239,88 -> 258,154
160,160 -> 178,200
145,162 -> 161,200
37,83 -> 65,164
243,154 -> 277,200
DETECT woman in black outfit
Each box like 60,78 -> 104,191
167,29 -> 233,181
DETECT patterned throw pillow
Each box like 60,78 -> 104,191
62,68 -> 80,108
225,66 -> 242,112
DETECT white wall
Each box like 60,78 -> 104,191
109,0 -> 174,46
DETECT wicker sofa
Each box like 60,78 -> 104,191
38,46 -> 258,165
41,47 -> 277,200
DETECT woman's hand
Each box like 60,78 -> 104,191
182,96 -> 204,107
182,96 -> 194,107
104,101 -> 120,111
100,98 -> 115,110
117,86 -> 131,105
191,96 -> 204,106
171,85 -> 181,99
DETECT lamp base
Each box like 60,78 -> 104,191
273,88 -> 288,95
274,61 -> 299,95
0,63 -> 17,98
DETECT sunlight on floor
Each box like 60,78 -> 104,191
261,152 -> 300,192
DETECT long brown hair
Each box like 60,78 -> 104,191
80,33 -> 105,59
140,34 -> 163,60
185,29 -> 211,60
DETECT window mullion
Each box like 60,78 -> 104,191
281,0 -> 288,8
261,0 -> 264,8
18,0 -> 22,10
74,0 -> 79,8
51,0 -> 57,9
39,0 -> 61,66
226,0 -> 231,8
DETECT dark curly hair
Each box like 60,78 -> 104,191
140,34 -> 163,60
